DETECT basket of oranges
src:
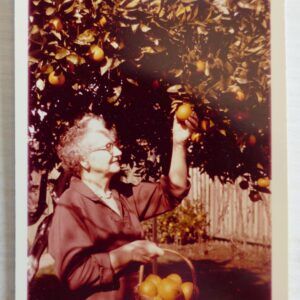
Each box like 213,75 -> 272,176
135,248 -> 198,300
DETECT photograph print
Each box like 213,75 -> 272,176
27,0 -> 272,299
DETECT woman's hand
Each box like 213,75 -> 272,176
127,240 -> 164,263
109,240 -> 164,273
172,112 -> 199,145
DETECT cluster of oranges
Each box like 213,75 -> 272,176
137,273 -> 195,300
47,17 -> 107,87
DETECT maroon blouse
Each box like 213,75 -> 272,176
48,176 -> 190,299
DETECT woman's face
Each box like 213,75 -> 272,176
82,129 -> 122,176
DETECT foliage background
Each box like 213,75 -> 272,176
29,0 -> 271,197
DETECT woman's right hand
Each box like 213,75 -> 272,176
109,240 -> 164,273
125,240 -> 164,263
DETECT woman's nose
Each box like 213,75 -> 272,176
113,145 -> 122,156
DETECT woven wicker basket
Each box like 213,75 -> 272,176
135,248 -> 198,300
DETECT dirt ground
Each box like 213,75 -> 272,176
29,241 -> 271,300
154,241 -> 271,300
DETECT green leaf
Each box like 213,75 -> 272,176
126,78 -> 139,86
107,86 -> 122,103
55,48 -> 70,60
75,29 -> 96,45
141,46 -> 155,54
167,84 -> 183,93
46,7 -> 56,16
100,57 -> 113,75
140,24 -> 151,33
126,0 -> 140,9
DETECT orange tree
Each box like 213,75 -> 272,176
29,0 -> 270,200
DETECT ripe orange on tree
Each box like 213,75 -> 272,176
48,71 -> 65,86
228,85 -> 245,102
239,180 -> 249,190
89,45 -> 105,62
195,60 -> 206,73
235,90 -> 246,101
152,79 -> 160,89
247,134 -> 257,146
176,103 -> 193,122
249,190 -> 262,202
99,16 -> 107,27
257,177 -> 270,188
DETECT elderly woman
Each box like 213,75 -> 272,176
48,112 -> 197,299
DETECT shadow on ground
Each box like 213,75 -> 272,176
29,259 -> 271,300
29,274 -> 69,300
150,259 -> 271,300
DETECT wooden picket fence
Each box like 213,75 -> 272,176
188,168 -> 271,247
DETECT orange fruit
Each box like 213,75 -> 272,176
167,274 -> 182,286
49,18 -> 63,31
89,45 -> 105,62
249,190 -> 262,202
145,274 -> 162,288
152,79 -> 160,89
176,103 -> 193,122
99,16 -> 107,27
157,278 -> 183,300
138,280 -> 158,298
48,71 -> 65,86
181,282 -> 193,300
257,177 -> 270,188
235,90 -> 245,101
247,134 -> 257,146
195,60 -> 206,73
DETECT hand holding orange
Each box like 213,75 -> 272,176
176,103 -> 193,122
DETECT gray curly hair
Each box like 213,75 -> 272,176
57,113 -> 114,178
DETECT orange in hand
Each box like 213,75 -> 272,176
176,103 -> 193,122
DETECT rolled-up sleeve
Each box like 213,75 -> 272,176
133,175 -> 190,221
48,203 -> 115,292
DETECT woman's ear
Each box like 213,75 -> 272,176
80,159 -> 90,172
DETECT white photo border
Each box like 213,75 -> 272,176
14,0 -> 289,299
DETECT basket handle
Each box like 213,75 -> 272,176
138,248 -> 198,298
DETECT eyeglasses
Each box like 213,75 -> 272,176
90,142 -> 119,154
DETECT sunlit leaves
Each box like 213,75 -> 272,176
74,29 -> 97,45
28,0 -> 271,190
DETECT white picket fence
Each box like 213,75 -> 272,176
188,168 -> 271,247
